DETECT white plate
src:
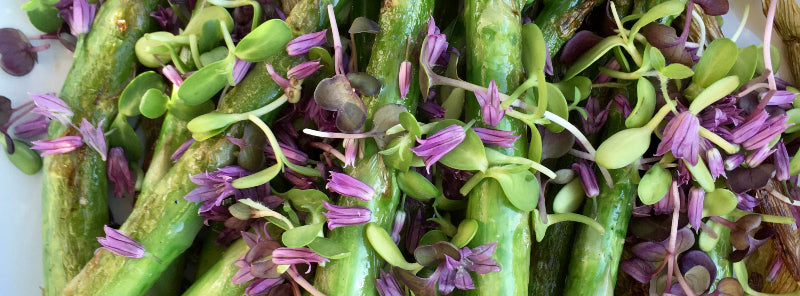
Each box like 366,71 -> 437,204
0,1 -> 795,295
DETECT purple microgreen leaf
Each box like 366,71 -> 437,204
0,28 -> 38,76
621,258 -> 655,283
313,74 -> 367,133
0,95 -> 11,126
629,214 -> 689,242
679,250 -> 717,289
414,241 -> 460,266
346,72 -> 381,97
394,267 -> 438,296
694,0 -> 729,16
726,164 -> 774,194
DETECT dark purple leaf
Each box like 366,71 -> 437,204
394,267 -> 438,296
0,28 -> 38,76
695,0 -> 729,16
641,23 -> 694,66
0,95 -> 11,126
540,128 -> 575,159
313,74 -> 367,133
621,258 -> 655,283
4,132 -> 13,154
414,241 -> 460,266
729,214 -> 775,262
560,30 -> 604,64
679,250 -> 717,291
632,242 -> 667,262
629,214 -> 689,242
710,277 -> 744,296
726,164 -> 774,194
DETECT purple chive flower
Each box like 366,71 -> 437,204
266,64 -> 291,90
184,166 -> 250,213
473,80 -> 506,127
58,0 -> 98,36
741,115 -> 790,151
472,127 -> 519,149
31,135 -> 83,156
580,96 -> 610,134
654,180 -> 679,215
399,61 -> 412,99
706,148 -> 726,179
245,278 -> 284,296
270,247 -> 328,271
13,115 -> 48,139
736,193 -> 759,211
420,101 -> 445,119
162,65 -> 183,86
322,201 -> 372,230
231,58 -> 253,85
390,210 -> 406,244
107,147 -> 134,199
731,111 -> 768,144
688,187 -> 705,231
344,138 -> 357,168
29,93 -> 73,126
438,242 -> 501,295
286,30 -> 327,57
287,60 -> 322,80
572,159 -> 599,198
170,138 -> 194,162
411,124 -> 466,173
611,94 -> 632,118
745,145 -> 775,168
762,90 -> 797,105
326,172 -> 375,201
774,140 -> 790,181
422,19 -> 448,69
725,154 -> 745,170
150,5 -> 177,33
376,270 -> 403,296
766,256 -> 784,283
78,118 -> 108,161
656,111 -> 701,166
96,225 -> 145,259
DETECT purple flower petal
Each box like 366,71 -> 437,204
231,58 -> 253,85
286,30 -> 327,57
473,81 -> 505,127
31,135 -> 83,156
725,154 -> 744,171
376,269 -> 404,296
399,61 -> 412,99
287,59 -> 322,80
96,225 -> 145,259
244,278 -> 283,296
170,138 -> 194,162
572,159 -> 599,198
13,114 -> 48,139
472,127 -> 519,149
706,148 -> 725,179
656,111 -> 701,166
411,124 -> 465,173
78,118 -> 108,161
271,247 -> 328,272
688,187 -> 705,231
58,0 -> 98,36
29,92 -> 72,126
107,147 -> 134,198
763,90 -> 797,106
745,145 -> 775,167
162,65 -> 183,86
580,96 -> 610,134
326,171 -> 375,201
265,64 -> 291,89
420,101 -> 445,119
741,115 -> 789,151
322,201 -> 372,230
774,140 -> 790,181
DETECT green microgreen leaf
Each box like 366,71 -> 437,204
431,120 -> 488,172
692,38 -> 738,88
278,188 -> 330,211
397,170 -> 439,201
365,223 -> 423,271
187,111 -> 245,141
139,88 -> 169,119
119,71 -> 167,117
21,0 -> 62,33
565,36 -> 624,79
638,163 -> 672,205
484,165 -> 540,212
418,230 -> 448,246
380,134 -> 415,172
232,163 -> 281,189
683,159 -> 715,192
398,111 -> 421,139
235,19 -> 292,62
649,46 -> 666,71
178,56 -> 235,105
660,63 -> 694,80
3,139 -> 42,175
450,219 -> 478,248
182,6 -> 234,37
108,115 -> 143,160
727,45 -> 758,88
281,222 -> 324,248
626,77 -> 657,128
553,178 -> 585,213
307,237 -> 350,259
628,1 -> 685,38
688,76 -> 740,114
521,23 -> 546,75
135,33 -> 174,68
595,127 -> 652,169
702,189 -> 737,217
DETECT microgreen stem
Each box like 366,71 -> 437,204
673,256 -> 697,296
769,189 -> 800,206
665,181 -> 681,288
459,172 -> 486,196
248,95 -> 288,117
310,142 -> 347,163
501,76 -> 538,109
247,114 -> 286,169
249,1 -> 262,31
221,22 -> 236,54
188,34 -> 203,69
731,4 -> 749,42
736,82 -> 770,98
327,5 -> 344,75
287,266 -> 327,296
763,0 -> 778,91
568,149 -> 594,161
302,129 -> 377,139
546,212 -> 605,235
698,127 -> 739,154
730,209 -> 796,225
691,9 -> 706,57
644,105 -> 672,132
610,2 -> 628,45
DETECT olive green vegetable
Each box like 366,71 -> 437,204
535,0 -> 605,58
462,1 -> 531,295
41,0 -> 162,294
181,239 -> 248,296
563,111 -> 638,295
61,1 -> 347,295
312,1 -> 433,294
